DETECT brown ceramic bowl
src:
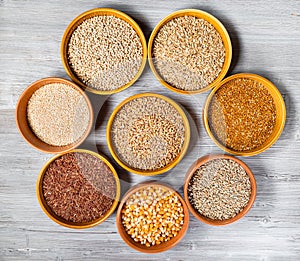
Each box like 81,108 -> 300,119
184,154 -> 256,225
116,181 -> 189,253
36,149 -> 121,229
15,77 -> 94,154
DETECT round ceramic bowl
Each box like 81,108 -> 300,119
106,92 -> 191,175
148,9 -> 232,95
116,181 -> 189,253
184,154 -> 256,226
203,73 -> 286,156
61,8 -> 147,95
36,149 -> 121,229
15,77 -> 94,154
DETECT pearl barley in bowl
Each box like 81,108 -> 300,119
15,78 -> 93,154
61,8 -> 147,95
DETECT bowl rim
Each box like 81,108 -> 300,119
203,73 -> 287,156
61,7 -> 147,95
116,181 -> 189,253
183,154 -> 257,226
36,149 -> 121,229
148,8 -> 232,95
15,77 -> 94,154
106,92 -> 191,175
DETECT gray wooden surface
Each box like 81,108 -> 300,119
1,0 -> 300,260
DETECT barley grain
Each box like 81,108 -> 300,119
68,15 -> 143,91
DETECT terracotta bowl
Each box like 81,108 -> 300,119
203,73 -> 286,156
15,77 -> 94,154
61,8 -> 147,95
148,9 -> 232,95
36,149 -> 121,229
184,154 -> 256,225
116,181 -> 189,253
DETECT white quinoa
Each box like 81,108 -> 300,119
153,15 -> 225,91
27,83 -> 90,146
67,15 -> 143,91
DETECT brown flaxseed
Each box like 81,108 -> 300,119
42,152 -> 116,223
208,78 -> 276,151
188,158 -> 251,220
27,83 -> 90,146
110,96 -> 185,171
67,15 -> 143,91
152,15 -> 225,91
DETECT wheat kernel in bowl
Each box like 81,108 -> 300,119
27,83 -> 90,146
153,15 -> 225,91
67,15 -> 143,91
188,158 -> 251,220
110,96 -> 185,171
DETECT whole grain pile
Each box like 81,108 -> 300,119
110,96 -> 186,171
152,15 -> 225,91
43,152 -> 116,223
121,186 -> 184,247
27,83 -> 90,146
68,15 -> 143,91
188,158 -> 251,220
209,78 -> 276,151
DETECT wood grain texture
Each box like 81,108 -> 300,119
1,0 -> 300,260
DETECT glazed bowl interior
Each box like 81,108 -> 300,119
15,77 -> 94,154
36,149 -> 120,229
106,92 -> 191,175
148,9 -> 232,95
116,181 -> 189,253
61,8 -> 147,95
203,73 -> 286,156
184,154 -> 256,226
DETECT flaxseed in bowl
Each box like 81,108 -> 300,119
107,93 -> 190,175
184,154 -> 256,225
15,77 -> 93,154
148,9 -> 232,94
61,8 -> 147,95
36,149 -> 120,229
203,73 -> 286,156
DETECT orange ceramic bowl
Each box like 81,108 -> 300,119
15,77 -> 93,154
116,181 -> 189,253
184,154 -> 256,225
36,149 -> 121,229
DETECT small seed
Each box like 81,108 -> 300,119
188,158 -> 251,220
